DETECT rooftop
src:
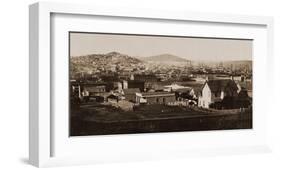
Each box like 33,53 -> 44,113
164,84 -> 189,90
138,92 -> 175,97
206,79 -> 238,93
123,88 -> 140,94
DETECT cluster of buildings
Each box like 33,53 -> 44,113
71,72 -> 252,110
70,78 -> 179,106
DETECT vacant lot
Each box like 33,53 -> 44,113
70,103 -> 252,136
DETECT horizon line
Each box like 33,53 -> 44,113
70,51 -> 252,62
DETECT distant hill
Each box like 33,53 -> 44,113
71,51 -> 142,64
141,54 -> 189,63
70,52 -> 143,75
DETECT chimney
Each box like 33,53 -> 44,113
241,75 -> 245,82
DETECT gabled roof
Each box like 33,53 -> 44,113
123,88 -> 140,94
206,79 -> 238,93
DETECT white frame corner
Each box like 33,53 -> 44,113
29,2 -> 274,167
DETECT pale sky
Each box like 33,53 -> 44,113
70,32 -> 252,61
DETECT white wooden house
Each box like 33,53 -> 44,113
198,79 -> 239,108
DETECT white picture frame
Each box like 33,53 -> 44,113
29,1 -> 274,167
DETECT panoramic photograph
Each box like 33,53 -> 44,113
69,32 -> 253,136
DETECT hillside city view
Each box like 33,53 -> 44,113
69,32 -> 253,136
69,33 -> 252,136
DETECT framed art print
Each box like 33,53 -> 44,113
29,2 -> 273,167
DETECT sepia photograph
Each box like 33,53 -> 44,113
69,32 -> 253,136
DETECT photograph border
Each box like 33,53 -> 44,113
29,2 -> 273,167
